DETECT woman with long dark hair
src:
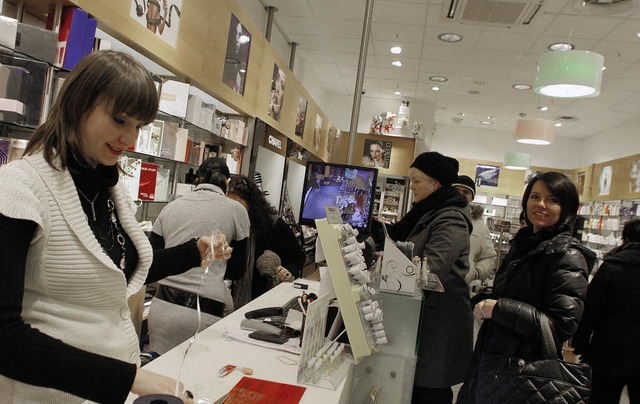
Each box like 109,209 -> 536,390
457,172 -> 596,403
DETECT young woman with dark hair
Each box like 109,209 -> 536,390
0,50 -> 213,403
458,172 -> 597,403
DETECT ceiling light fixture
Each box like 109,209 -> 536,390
548,42 -> 574,51
534,50 -> 604,98
513,84 -> 532,90
432,86 -> 440,91
392,60 -> 402,67
394,91 -> 402,95
555,122 -> 562,127
504,152 -> 531,170
429,76 -> 448,82
515,118 -> 555,145
538,106 -> 548,111
438,33 -> 462,43
480,120 -> 493,125
390,46 -> 402,54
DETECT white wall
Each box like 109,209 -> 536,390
255,146 -> 286,208
432,124 -> 584,170
581,117 -> 640,166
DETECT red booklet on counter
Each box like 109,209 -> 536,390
224,376 -> 305,404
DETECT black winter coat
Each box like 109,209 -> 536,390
572,242 -> 640,377
457,228 -> 595,403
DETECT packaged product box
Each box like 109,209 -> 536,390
56,7 -> 89,70
0,53 -> 49,127
0,65 -> 28,124
15,23 -> 57,64
185,95 -> 203,125
138,162 -> 159,201
118,155 -> 142,202
159,79 -> 190,118
154,167 -> 171,202
0,137 -> 10,166
0,17 -> 18,50
9,138 -> 28,162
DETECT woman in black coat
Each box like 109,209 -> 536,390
457,172 -> 596,403
572,219 -> 640,404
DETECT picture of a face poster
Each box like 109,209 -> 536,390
362,139 -> 391,169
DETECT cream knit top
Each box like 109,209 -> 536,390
0,153 -> 152,403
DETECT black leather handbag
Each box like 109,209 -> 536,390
476,315 -> 592,404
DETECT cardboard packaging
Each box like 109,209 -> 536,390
15,23 -> 58,64
159,80 -> 189,118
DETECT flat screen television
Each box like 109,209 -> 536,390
299,161 -> 378,233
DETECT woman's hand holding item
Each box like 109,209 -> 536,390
276,265 -> 294,282
473,299 -> 497,320
131,368 -> 184,401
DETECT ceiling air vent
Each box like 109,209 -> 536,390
443,0 -> 544,27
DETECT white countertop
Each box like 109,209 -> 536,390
126,280 -> 350,403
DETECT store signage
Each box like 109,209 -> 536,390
268,135 -> 282,150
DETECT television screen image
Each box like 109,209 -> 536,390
300,162 -> 378,232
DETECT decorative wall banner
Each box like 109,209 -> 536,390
222,13 -> 251,96
362,139 -> 391,169
598,165 -> 612,196
327,126 -> 337,158
129,0 -> 182,48
268,64 -> 285,121
577,171 -> 586,197
476,164 -> 500,187
629,159 -> 640,193
314,114 -> 323,151
295,95 -> 308,137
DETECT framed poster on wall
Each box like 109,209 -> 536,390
222,14 -> 251,96
295,95 -> 308,137
475,164 -> 500,187
268,64 -> 285,121
362,139 -> 391,169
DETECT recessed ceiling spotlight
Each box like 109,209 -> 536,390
438,33 -> 462,43
432,86 -> 440,91
548,42 -> 574,51
458,112 -> 466,116
429,76 -> 448,82
390,46 -> 402,54
513,84 -> 532,90
394,91 -> 402,95
538,106 -> 548,111
555,122 -> 562,127
636,32 -> 640,38
480,121 -> 494,125
392,60 -> 402,67
488,116 -> 495,120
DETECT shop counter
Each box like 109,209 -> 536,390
125,280 -> 351,403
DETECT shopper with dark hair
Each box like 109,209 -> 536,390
227,175 -> 305,308
572,218 -> 640,404
452,175 -> 497,284
458,172 -> 596,403
0,50 -> 214,403
148,157 -> 250,354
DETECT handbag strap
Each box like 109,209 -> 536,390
539,314 -> 560,359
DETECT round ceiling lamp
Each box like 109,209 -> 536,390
534,50 -> 604,98
515,118 -> 555,145
504,152 -> 531,170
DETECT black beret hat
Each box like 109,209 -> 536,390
410,152 -> 459,186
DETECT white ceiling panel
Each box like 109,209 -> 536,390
259,0 -> 640,141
